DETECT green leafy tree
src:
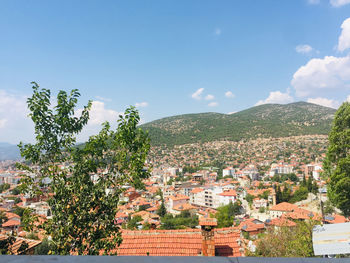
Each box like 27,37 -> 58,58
245,194 -> 254,205
0,236 -> 15,255
160,211 -> 198,229
11,187 -> 21,196
323,102 -> 350,216
21,208 -> 38,233
17,83 -> 150,255
0,211 -> 8,227
0,183 -> 10,193
34,238 -> 53,255
157,201 -> 167,217
252,220 -> 319,257
215,201 -> 242,228
127,215 -> 143,230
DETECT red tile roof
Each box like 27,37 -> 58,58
270,202 -> 298,212
199,218 -> 217,226
218,189 -> 237,197
0,234 -> 41,255
2,219 -> 20,227
117,227 -> 242,257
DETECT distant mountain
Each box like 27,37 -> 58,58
0,142 -> 21,161
140,102 -> 336,146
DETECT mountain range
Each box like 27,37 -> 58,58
0,102 -> 336,160
140,102 -> 336,146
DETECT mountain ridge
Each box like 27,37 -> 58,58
140,101 -> 336,146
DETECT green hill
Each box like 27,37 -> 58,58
140,102 -> 336,146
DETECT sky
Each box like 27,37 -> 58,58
1,0 -> 350,144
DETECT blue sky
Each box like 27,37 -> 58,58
1,0 -> 350,143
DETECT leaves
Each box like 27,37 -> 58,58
323,102 -> 350,216
16,83 -> 150,255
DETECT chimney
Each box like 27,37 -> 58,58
272,190 -> 276,206
199,217 -> 217,257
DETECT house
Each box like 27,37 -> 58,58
0,235 -> 41,255
116,222 -> 243,256
167,194 -> 190,214
269,202 -> 299,219
217,189 -> 237,206
239,218 -> 265,237
253,198 -> 267,209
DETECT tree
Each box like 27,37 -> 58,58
127,215 -> 142,230
21,208 -> 38,233
17,83 -> 150,255
157,201 -> 167,217
34,238 -> 53,255
0,211 -> 8,227
215,201 -> 242,228
0,183 -> 10,193
323,102 -> 350,216
252,220 -> 319,257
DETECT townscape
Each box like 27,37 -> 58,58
0,134 -> 345,256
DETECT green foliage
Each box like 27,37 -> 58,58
26,232 -> 39,240
127,215 -> 142,230
167,178 -> 174,185
259,190 -> 270,200
16,83 -> 150,255
323,200 -> 335,215
245,194 -> 254,205
21,208 -> 38,233
141,102 -> 336,146
160,210 -> 198,230
138,204 -> 149,211
272,173 -> 298,183
11,187 -> 21,195
258,207 -> 265,213
14,197 -> 22,204
0,211 -> 8,227
289,186 -> 308,203
13,206 -> 25,218
0,183 -> 10,193
142,222 -> 151,230
215,201 -> 242,228
157,201 -> 167,217
0,236 -> 15,255
252,220 -> 319,257
323,102 -> 350,216
0,236 -> 27,255
34,238 -> 53,255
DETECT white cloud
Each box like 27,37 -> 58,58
0,90 -> 33,144
255,91 -> 294,106
76,101 -> 122,142
208,102 -> 218,107
95,96 -> 112,102
308,0 -> 320,4
86,101 -> 120,126
330,0 -> 350,7
337,18 -> 350,52
291,55 -> 350,97
135,102 -> 149,108
228,111 -> 236,115
295,44 -> 313,54
225,91 -> 235,98
347,95 -> 350,102
307,97 -> 340,108
205,94 -> 215,101
191,88 -> 204,100
0,119 -> 7,129
214,28 -> 222,36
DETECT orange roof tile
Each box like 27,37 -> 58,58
117,227 -> 242,257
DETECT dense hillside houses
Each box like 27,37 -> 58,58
0,134 -> 347,257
